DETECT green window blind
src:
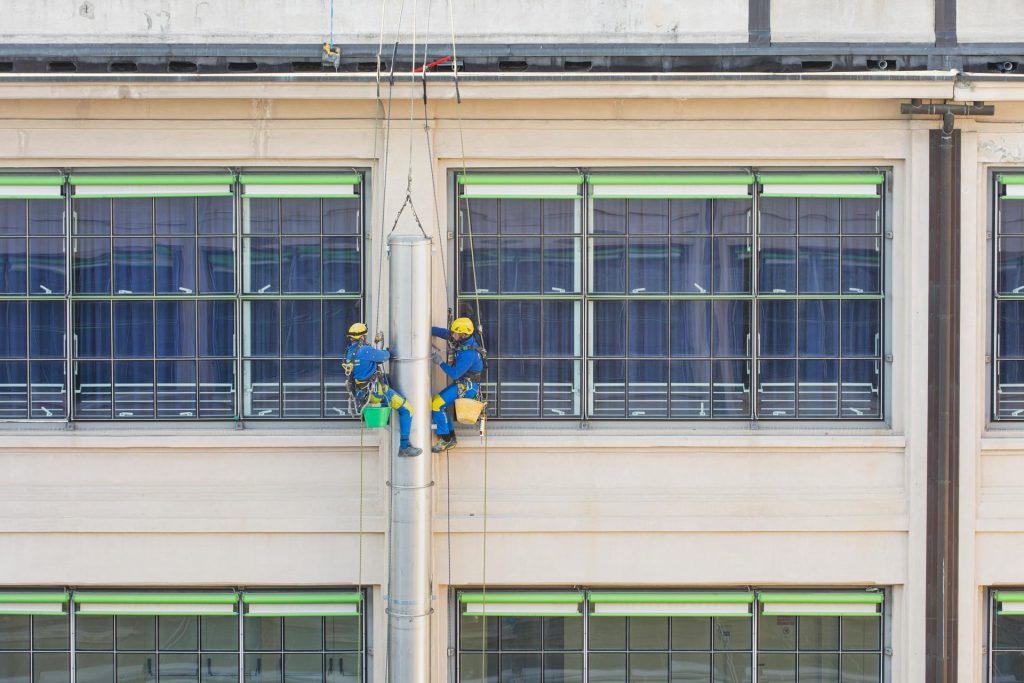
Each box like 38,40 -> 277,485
759,591 -> 883,617
0,591 -> 69,615
758,173 -> 884,199
241,592 -> 362,617
999,175 -> 1024,200
0,175 -> 64,200
73,592 -> 239,616
995,591 -> 1024,615
459,591 -> 584,617
239,174 -> 361,198
588,591 -> 754,617
458,174 -> 584,199
589,174 -> 754,199
70,174 -> 235,198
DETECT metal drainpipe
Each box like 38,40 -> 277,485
926,110 -> 960,683
387,234 -> 433,683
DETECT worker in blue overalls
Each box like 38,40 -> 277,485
430,317 -> 485,453
344,322 -> 421,457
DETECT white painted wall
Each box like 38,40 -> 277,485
959,0 -> 1024,43
771,0 -> 935,43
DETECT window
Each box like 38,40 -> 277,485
0,176 -> 67,419
994,175 -> 1024,420
991,590 -> 1024,681
0,592 -> 71,683
455,171 -> 886,420
455,590 -> 884,683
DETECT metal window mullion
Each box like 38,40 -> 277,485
63,182 -> 73,423
751,597 -> 760,683
750,192 -> 760,421
234,178 -> 243,421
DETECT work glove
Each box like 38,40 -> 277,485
431,350 -> 445,366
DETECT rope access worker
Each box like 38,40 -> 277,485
344,322 -> 422,457
429,317 -> 485,453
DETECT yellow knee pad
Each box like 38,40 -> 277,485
389,394 -> 411,415
431,394 -> 446,411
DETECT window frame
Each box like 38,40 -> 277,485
452,169 -> 890,423
991,171 -> 1024,423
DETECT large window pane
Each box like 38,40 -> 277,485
29,237 -> 65,295
156,238 -> 197,294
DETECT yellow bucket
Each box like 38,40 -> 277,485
454,398 -> 487,424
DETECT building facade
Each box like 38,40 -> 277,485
2,1 -> 1024,682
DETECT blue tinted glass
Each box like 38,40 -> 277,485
156,301 -> 197,358
247,360 -> 280,417
628,359 -> 669,417
628,238 -> 668,294
713,237 -> 751,293
543,237 -> 578,293
500,300 -> 540,357
30,301 -> 65,359
0,237 -> 27,293
712,300 -> 750,357
1002,199 -> 1024,234
472,300 -> 499,357
155,197 -> 196,235
282,359 -> 321,417
199,301 -> 234,358
29,237 -> 64,294
114,361 -> 154,418
542,300 -> 576,357
843,199 -> 880,234
324,363 -> 350,417
999,237 -> 1024,294
502,199 -> 541,234
590,359 -> 625,417
281,236 -> 321,293
760,198 -> 797,234
0,199 -> 26,235
462,199 -> 498,235
154,237 -> 195,294
113,301 -> 154,358
670,360 -> 712,418
670,199 -> 711,235
156,360 -> 198,418
0,301 -> 27,358
459,237 -> 498,294
75,360 -> 112,418
628,199 -> 668,234
590,238 -> 626,293
75,302 -> 110,358
29,200 -> 64,236
842,236 -> 881,294
247,199 -> 279,234
282,300 -> 321,357
841,359 -> 880,418
798,237 -> 840,293
245,237 -> 279,293
323,198 -> 360,235
591,300 -> 626,357
799,300 -> 839,357
323,237 -> 360,294
629,300 -> 668,357
246,300 -> 279,357
112,198 -> 152,235
74,199 -> 111,235
501,237 -> 541,293
712,359 -> 750,417
799,359 -> 839,418
113,238 -> 154,294
542,199 -> 575,234
31,361 -> 66,418
199,360 -> 235,417
1000,300 -> 1024,359
998,361 -> 1024,419
281,199 -> 320,235
323,300 -> 361,358
841,300 -> 881,357
799,198 -> 839,234
670,300 -> 711,357
542,359 -> 578,416
758,359 -> 796,418
198,237 -> 234,294
0,360 -> 27,418
592,199 -> 626,235
713,199 -> 749,234
670,237 -> 711,294
759,300 -> 796,357
758,237 -> 796,294
198,196 -> 234,235
75,238 -> 111,294
494,358 -> 541,417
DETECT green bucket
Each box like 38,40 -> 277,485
362,405 -> 391,428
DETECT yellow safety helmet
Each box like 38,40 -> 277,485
347,322 -> 368,340
450,317 -> 475,335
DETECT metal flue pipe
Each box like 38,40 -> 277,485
387,234 -> 433,682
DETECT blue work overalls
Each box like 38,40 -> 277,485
430,327 -> 484,438
344,342 -> 414,449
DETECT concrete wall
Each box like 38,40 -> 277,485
959,0 -> 1024,43
771,0 -> 935,43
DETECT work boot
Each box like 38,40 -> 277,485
398,445 -> 422,457
431,436 -> 457,453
